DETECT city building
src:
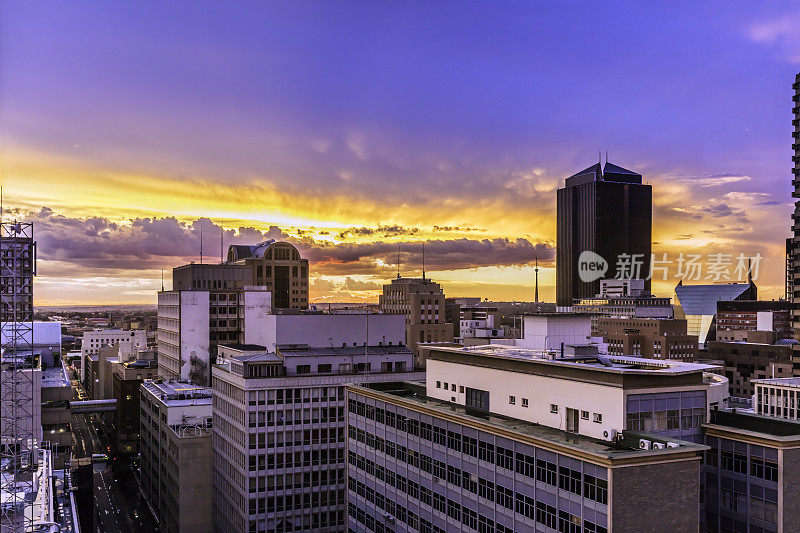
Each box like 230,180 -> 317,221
701,409 -> 800,532
227,240 -> 310,309
210,314 -> 424,533
80,329 -> 147,385
556,162 -> 652,309
715,300 -> 792,343
791,72 -> 800,375
0,320 -> 62,361
41,359 -> 72,468
674,281 -> 757,346
347,345 -> 724,533
379,277 -> 454,356
459,304 -> 503,340
597,317 -> 698,361
108,346 -> 159,454
157,285 -> 270,384
516,314 -> 593,351
139,380 -> 213,533
707,341 -> 796,399
752,377 -> 800,420
572,278 -> 673,335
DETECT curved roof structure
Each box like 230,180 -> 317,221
227,240 -> 303,262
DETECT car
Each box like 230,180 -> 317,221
92,453 -> 109,463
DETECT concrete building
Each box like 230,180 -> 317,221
556,162 -> 652,308
572,280 -> 673,336
210,315 -> 424,533
751,377 -> 800,420
157,285 -> 271,384
379,277 -> 454,356
516,314 -> 593,352
41,360 -> 72,468
790,72 -> 800,379
707,341 -> 796,399
674,281 -> 757,346
110,352 -> 159,454
597,317 -> 698,361
347,345 -> 723,533
702,409 -> 800,532
80,329 -> 147,384
227,241 -> 309,309
139,380 -> 213,533
715,300 -> 792,343
459,304 -> 503,340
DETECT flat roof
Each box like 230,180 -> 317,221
141,380 -> 212,404
350,382 -> 706,465
278,345 -> 413,357
705,409 -> 800,440
431,345 -> 715,375
752,377 -> 800,388
42,364 -> 70,388
221,343 -> 268,351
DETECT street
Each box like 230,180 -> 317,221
70,374 -> 159,532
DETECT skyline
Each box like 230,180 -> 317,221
3,2 -> 800,304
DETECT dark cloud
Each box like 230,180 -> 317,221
22,208 -> 553,279
338,224 -> 419,240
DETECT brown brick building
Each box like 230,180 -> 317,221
597,316 -> 698,360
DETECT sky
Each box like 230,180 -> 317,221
1,1 -> 799,305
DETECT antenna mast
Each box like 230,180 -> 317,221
397,244 -> 401,279
200,226 -> 203,264
220,219 -> 224,263
422,241 -> 426,280
534,253 -> 539,304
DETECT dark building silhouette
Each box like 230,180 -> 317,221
556,161 -> 652,307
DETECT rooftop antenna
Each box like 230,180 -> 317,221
200,225 -> 203,264
747,256 -> 752,284
161,269 -> 164,291
220,219 -> 224,263
605,149 -> 608,165
534,253 -> 539,304
422,241 -> 426,280
1,185 -> 3,224
397,243 -> 401,279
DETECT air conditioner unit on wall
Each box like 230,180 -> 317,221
652,442 -> 666,450
638,439 -> 652,450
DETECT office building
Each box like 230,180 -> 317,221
707,341 -> 796,399
80,329 -> 147,384
379,277 -> 454,357
227,240 -> 310,309
459,304 -> 503,340
715,300 -> 792,343
516,314 -> 593,351
752,377 -> 800,420
791,72 -> 800,374
157,285 -> 270,384
210,314 -> 424,533
572,279 -> 673,335
347,345 -> 723,533
556,162 -> 652,308
674,281 -> 757,345
702,409 -> 800,532
139,380 -> 213,533
598,317 -> 698,361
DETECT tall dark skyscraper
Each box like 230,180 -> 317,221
556,161 -> 652,308
790,72 -> 800,371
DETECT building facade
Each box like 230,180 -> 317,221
556,162 -> 652,308
702,409 -> 800,532
80,329 -> 147,384
707,342 -> 795,399
379,277 -> 454,356
346,343 -> 722,532
139,381 -> 213,533
791,72 -> 800,374
674,282 -> 757,346
598,317 -> 698,361
227,241 -> 309,309
211,341 -> 424,533
716,300 -> 792,344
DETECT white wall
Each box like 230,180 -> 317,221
518,315 -> 592,350
179,292 -> 210,381
757,311 -> 774,332
425,358 -> 624,441
242,289 -> 272,346
258,314 -> 405,351
81,329 -> 147,381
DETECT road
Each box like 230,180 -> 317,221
69,371 -> 159,532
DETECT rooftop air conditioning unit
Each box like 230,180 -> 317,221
638,439 -> 652,450
652,442 -> 666,450
666,442 -> 680,448
603,429 -> 619,441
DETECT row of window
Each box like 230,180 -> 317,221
705,449 -> 778,482
348,428 -> 608,505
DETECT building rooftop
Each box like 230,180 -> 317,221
674,282 -> 754,315
142,380 -> 212,404
352,382 -> 706,463
278,345 -> 413,357
752,377 -> 800,388
706,409 -> 800,439
0,321 -> 62,347
716,300 -> 790,312
41,363 -> 70,388
432,344 -> 716,376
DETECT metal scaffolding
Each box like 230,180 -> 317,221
0,221 -> 36,532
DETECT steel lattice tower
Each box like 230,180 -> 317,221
0,221 -> 36,532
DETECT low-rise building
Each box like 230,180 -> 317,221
707,341 -> 796,399
598,317 -> 698,361
715,300 -> 792,343
41,359 -> 72,468
139,380 -> 213,533
674,281 -> 757,345
80,329 -> 147,384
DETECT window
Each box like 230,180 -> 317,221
509,396 -> 516,405
296,365 -> 310,374
451,383 -> 456,392
317,364 -> 332,373
522,398 -> 529,408
465,388 -> 489,412
593,413 -> 603,423
581,410 -> 589,420
436,381 -> 441,388
550,404 -> 558,413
